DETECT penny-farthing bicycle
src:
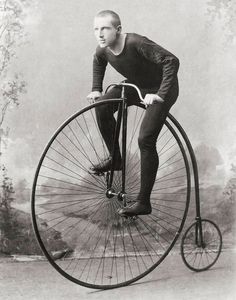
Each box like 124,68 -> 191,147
31,83 -> 222,289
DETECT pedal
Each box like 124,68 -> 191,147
117,210 -> 138,220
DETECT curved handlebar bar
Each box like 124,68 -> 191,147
104,82 -> 163,106
116,82 -> 145,102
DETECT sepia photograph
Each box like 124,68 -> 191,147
0,0 -> 235,299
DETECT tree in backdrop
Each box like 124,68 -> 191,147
0,0 -> 30,207
207,0 -> 236,41
0,0 -> 31,254
220,165 -> 236,238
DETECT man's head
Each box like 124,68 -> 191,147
94,10 -> 122,48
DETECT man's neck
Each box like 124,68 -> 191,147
108,33 -> 126,55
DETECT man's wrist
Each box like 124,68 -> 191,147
92,88 -> 102,92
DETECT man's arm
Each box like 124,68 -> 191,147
92,49 -> 108,92
138,37 -> 179,101
87,49 -> 107,102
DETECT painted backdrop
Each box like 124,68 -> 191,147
1,0 -> 235,251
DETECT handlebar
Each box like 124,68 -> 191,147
116,82 -> 145,102
103,83 -> 164,106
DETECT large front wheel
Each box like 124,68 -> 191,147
31,99 -> 191,289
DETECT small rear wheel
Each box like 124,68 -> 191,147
181,219 -> 222,272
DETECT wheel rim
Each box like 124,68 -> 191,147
31,100 -> 191,289
181,219 -> 222,271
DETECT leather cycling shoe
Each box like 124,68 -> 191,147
118,202 -> 152,217
90,157 -> 122,173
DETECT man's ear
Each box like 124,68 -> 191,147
116,25 -> 122,33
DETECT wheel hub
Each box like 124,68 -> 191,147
106,188 -> 116,198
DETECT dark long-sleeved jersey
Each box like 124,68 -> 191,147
92,33 -> 179,101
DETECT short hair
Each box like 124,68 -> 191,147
96,10 -> 121,27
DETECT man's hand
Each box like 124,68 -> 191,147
143,94 -> 164,106
87,91 -> 102,103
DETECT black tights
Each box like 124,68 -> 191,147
95,85 -> 177,204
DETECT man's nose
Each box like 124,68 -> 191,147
99,29 -> 104,37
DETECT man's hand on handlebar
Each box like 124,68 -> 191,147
87,91 -> 102,103
87,86 -> 164,106
143,94 -> 164,106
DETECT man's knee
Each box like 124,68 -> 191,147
138,133 -> 156,151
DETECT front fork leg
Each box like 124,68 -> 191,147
107,102 -> 123,190
107,87 -> 128,209
195,217 -> 205,248
121,89 -> 128,207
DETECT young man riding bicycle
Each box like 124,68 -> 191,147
87,10 -> 179,217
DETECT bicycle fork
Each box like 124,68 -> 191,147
191,145 -> 205,248
106,86 -> 128,206
184,128 -> 205,248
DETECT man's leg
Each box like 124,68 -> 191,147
91,84 -> 141,172
91,86 -> 122,172
118,81 -> 179,216
119,102 -> 171,216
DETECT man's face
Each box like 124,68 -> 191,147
94,15 -> 120,48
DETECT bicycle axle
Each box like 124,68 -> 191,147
106,188 -> 126,202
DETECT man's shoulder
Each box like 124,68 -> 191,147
126,33 -> 157,51
126,33 -> 145,45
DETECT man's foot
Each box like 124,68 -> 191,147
118,202 -> 152,217
90,157 -> 122,173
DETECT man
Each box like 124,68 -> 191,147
87,10 -> 179,217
